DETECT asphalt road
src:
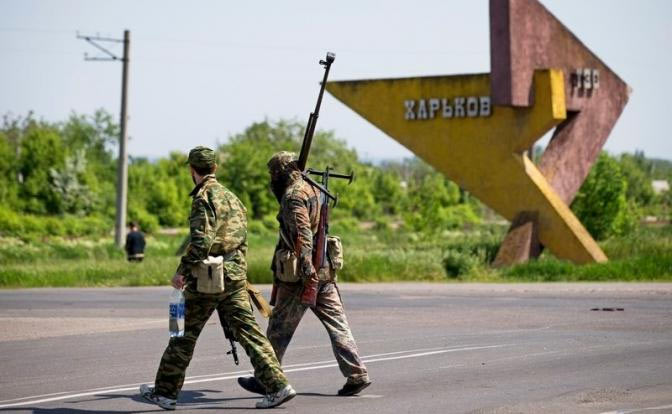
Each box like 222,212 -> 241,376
1,283 -> 671,414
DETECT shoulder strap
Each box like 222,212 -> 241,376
278,227 -> 293,251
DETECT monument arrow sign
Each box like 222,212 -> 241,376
491,0 -> 631,204
326,70 -> 607,264
490,0 -> 630,264
326,0 -> 628,266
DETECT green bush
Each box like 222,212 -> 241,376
45,218 -> 66,236
0,207 -> 23,235
61,215 -> 109,237
22,214 -> 46,235
572,152 -> 635,240
441,230 -> 501,278
446,232 -> 501,262
0,207 -> 110,238
128,206 -> 160,234
443,250 -> 480,277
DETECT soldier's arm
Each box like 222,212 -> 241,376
176,197 -> 216,277
284,196 -> 316,279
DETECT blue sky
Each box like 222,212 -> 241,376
1,0 -> 670,161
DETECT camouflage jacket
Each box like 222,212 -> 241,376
177,175 -> 248,281
275,173 -> 321,280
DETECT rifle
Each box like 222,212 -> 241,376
217,309 -> 239,365
270,52 -> 334,307
296,52 -> 336,172
287,52 -> 355,307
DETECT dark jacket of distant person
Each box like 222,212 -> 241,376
125,225 -> 146,262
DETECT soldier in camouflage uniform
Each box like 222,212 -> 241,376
238,151 -> 371,397
140,146 -> 295,410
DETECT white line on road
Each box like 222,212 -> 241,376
0,344 -> 506,408
0,344 -> 472,403
179,344 -> 457,381
600,404 -> 672,414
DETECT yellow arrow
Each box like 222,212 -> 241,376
327,69 -> 606,264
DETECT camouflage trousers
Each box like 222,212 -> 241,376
154,278 -> 288,399
267,281 -> 368,382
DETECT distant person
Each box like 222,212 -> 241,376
237,151 -> 371,397
139,146 -> 295,410
125,222 -> 146,262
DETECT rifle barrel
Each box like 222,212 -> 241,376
297,52 -> 335,171
297,113 -> 315,171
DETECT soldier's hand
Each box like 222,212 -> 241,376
172,274 -> 186,290
300,260 -> 317,280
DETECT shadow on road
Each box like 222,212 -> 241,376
0,408 -> 160,414
298,392 -> 341,398
0,389 -> 274,413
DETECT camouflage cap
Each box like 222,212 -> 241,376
187,146 -> 217,170
267,151 -> 297,174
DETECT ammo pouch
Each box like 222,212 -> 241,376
194,256 -> 225,294
327,235 -> 344,271
317,235 -> 344,282
274,249 -> 300,283
274,234 -> 344,283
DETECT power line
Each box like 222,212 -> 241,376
0,47 -> 80,55
1,27 -> 486,56
139,35 -> 487,55
0,27 -> 74,34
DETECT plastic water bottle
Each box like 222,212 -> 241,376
169,288 -> 185,337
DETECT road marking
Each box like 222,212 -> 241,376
0,344 -> 475,402
600,404 -> 672,414
0,344 -> 506,408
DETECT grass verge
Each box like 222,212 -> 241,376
1,223 -> 670,288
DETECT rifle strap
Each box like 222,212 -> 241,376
278,228 -> 293,251
246,281 -> 273,318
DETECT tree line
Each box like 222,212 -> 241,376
0,110 -> 670,241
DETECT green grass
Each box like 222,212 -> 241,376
1,222 -> 670,288
496,253 -> 672,282
462,225 -> 672,282
0,257 -> 175,287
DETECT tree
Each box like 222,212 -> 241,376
571,152 -> 635,240
18,124 -> 66,214
619,153 -> 654,206
127,152 -> 192,228
49,149 -> 92,215
403,171 -> 479,231
0,132 -> 18,207
371,169 -> 404,215
217,119 -> 367,219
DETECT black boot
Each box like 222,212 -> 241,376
237,376 -> 266,395
337,379 -> 372,396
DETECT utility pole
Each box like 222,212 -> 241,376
77,30 -> 130,248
